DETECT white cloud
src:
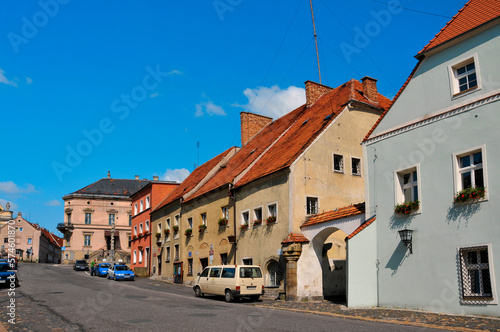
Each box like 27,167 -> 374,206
195,101 -> 226,117
150,92 -> 160,98
160,168 -> 190,183
168,70 -> 182,76
0,181 -> 37,194
0,69 -> 18,87
237,85 -> 306,119
0,198 -> 17,212
26,77 -> 33,84
45,199 -> 61,206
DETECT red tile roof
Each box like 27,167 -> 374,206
419,0 -> 500,54
281,232 -> 310,245
346,216 -> 376,240
365,0 -> 500,142
153,147 -> 236,211
301,203 -> 365,228
27,221 -> 63,247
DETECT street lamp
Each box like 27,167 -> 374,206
398,229 -> 413,254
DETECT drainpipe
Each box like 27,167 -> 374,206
229,183 -> 237,265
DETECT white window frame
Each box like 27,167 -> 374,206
333,154 -> 344,173
201,213 -> 207,226
140,200 -> 144,213
241,210 -> 250,226
452,145 -> 488,200
145,220 -> 150,232
267,202 -> 277,218
187,217 -> 193,230
351,157 -> 362,176
221,206 -> 229,219
174,244 -> 180,261
139,249 -> 143,263
27,238 -> 32,245
253,206 -> 263,222
306,196 -> 319,215
133,250 -> 137,264
157,222 -> 162,233
166,218 -> 171,229
85,212 -> 92,224
174,214 -> 180,226
134,203 -> 138,215
448,54 -> 481,99
165,246 -> 171,262
108,214 -> 115,225
394,164 -> 422,213
134,226 -> 137,236
146,196 -> 150,209
458,244 -> 497,304
84,234 -> 91,247
139,223 -> 143,234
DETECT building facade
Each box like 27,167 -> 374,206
352,0 -> 500,316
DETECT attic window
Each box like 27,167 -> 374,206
302,119 -> 309,125
250,149 -> 256,154
324,114 -> 332,121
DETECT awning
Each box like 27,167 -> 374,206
105,230 -> 120,236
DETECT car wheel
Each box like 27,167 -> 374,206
225,290 -> 233,302
194,286 -> 202,297
114,275 -> 117,281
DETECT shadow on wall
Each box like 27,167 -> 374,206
446,203 -> 482,229
385,242 -> 409,276
388,213 -> 415,231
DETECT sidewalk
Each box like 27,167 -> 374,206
254,299 -> 500,331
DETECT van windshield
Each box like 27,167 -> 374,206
239,267 -> 262,278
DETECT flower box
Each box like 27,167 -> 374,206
173,225 -> 179,232
132,235 -> 137,240
454,186 -> 486,203
155,232 -> 161,239
218,218 -> 228,227
266,216 -> 277,224
253,219 -> 262,227
138,246 -> 143,251
185,228 -> 193,236
240,223 -> 249,230
394,200 -> 420,214
198,224 -> 207,232
164,229 -> 170,236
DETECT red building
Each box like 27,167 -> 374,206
130,176 -> 178,276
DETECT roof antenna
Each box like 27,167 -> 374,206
309,0 -> 321,84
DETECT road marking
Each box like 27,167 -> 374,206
85,272 -> 89,276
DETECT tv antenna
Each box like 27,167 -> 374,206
309,0 -> 321,83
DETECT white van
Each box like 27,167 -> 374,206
193,265 -> 265,302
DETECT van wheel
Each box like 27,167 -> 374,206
225,290 -> 233,302
194,287 -> 202,297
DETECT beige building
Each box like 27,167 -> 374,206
0,203 -> 13,227
0,212 -> 63,263
151,78 -> 391,301
58,174 -> 150,264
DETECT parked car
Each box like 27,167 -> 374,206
73,260 -> 89,271
0,262 -> 19,288
0,258 -> 18,270
107,264 -> 134,281
94,263 -> 111,277
193,265 -> 264,302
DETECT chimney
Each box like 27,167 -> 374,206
107,170 -> 111,179
135,175 -> 140,180
240,112 -> 273,146
305,80 -> 332,107
361,76 -> 378,103
153,176 -> 159,181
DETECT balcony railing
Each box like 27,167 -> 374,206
57,223 -> 74,231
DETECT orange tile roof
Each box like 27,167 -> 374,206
419,0 -> 500,54
235,80 -> 390,188
153,147 -> 236,211
346,216 -> 376,240
27,221 -> 63,247
301,203 -> 365,228
281,232 -> 310,245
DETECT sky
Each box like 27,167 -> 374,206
0,0 -> 468,235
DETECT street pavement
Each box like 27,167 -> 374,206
0,263 -> 498,331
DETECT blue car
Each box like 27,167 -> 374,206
0,262 -> 19,288
94,263 -> 111,277
107,264 -> 134,281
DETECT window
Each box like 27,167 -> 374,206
187,217 -> 193,229
268,203 -> 277,218
134,203 -> 138,215
85,213 -> 92,224
84,235 -> 91,247
333,154 -> 344,173
146,196 -> 150,209
174,215 -> 180,226
27,238 -> 32,245
221,206 -> 229,219
3,238 -> 7,243
187,258 -> 193,276
222,267 -> 235,278
351,157 -> 361,176
19,227 -> 22,232
454,148 -> 485,193
157,223 -> 162,233
306,197 -> 318,215
242,258 -> 253,265
127,235 -> 131,247
145,220 -> 150,232
166,218 -> 171,229
108,214 -> 115,225
241,211 -> 249,225
139,223 -> 143,234
133,251 -> 137,263
396,168 -> 419,203
128,215 -> 132,226
165,246 -> 171,262
67,213 -> 71,224
459,245 -> 494,301
140,201 -> 144,212
174,244 -> 179,261
254,207 -> 262,222
221,253 -> 228,265
450,57 -> 479,96
200,267 -> 210,277
134,226 -> 137,236
139,249 -> 143,263
209,267 -> 221,278
201,213 -> 207,226
267,260 -> 283,287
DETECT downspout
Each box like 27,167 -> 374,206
229,183 -> 237,265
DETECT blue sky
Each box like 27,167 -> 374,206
0,0 -> 467,235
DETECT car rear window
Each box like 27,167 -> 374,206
239,267 -> 262,278
221,268 -> 235,278
76,260 -> 87,264
209,268 -> 221,278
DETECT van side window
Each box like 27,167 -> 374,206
240,267 -> 262,278
209,268 -> 221,278
200,268 -> 210,277
221,268 -> 235,278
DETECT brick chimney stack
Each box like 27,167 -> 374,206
240,112 -> 273,146
305,81 -> 332,107
361,76 -> 378,103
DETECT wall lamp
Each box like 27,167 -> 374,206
398,229 -> 413,254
